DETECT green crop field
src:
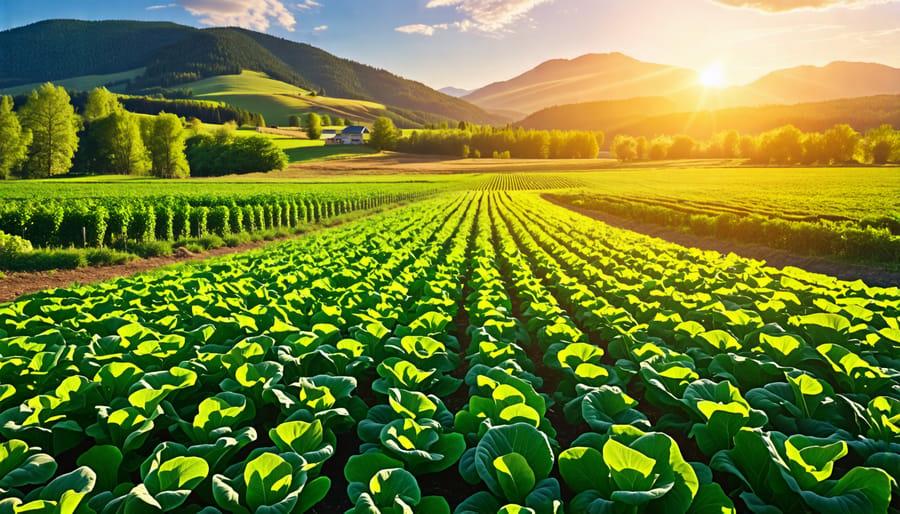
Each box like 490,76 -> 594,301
0,189 -> 897,513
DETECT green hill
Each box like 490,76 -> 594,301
0,19 -> 501,125
185,71 -> 456,126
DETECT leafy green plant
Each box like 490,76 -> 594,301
0,466 -> 96,514
0,439 -> 56,494
711,429 -> 895,513
358,388 -> 454,444
344,454 -> 450,514
459,423 -> 561,512
372,358 -> 461,397
212,452 -> 330,514
455,366 -> 555,442
559,425 -> 708,514
360,418 -> 466,474
563,385 -> 651,433
284,375 -> 367,432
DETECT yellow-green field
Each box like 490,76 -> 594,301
0,68 -> 145,95
186,71 -> 391,126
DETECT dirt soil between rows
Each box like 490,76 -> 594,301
544,195 -> 900,289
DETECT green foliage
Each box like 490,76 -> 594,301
0,231 -> 33,260
185,132 -> 287,176
711,429 -> 893,513
19,83 -> 81,177
559,425 -> 705,514
149,112 -> 189,178
370,117 -> 398,151
304,113 -> 322,140
0,96 -> 31,179
82,87 -> 120,122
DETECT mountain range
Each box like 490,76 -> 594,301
0,19 -> 499,125
461,53 -> 900,119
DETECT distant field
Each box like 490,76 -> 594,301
0,68 -> 145,95
570,166 -> 900,220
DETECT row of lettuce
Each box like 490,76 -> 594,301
550,192 -> 900,266
0,190 -> 432,250
0,192 -> 897,512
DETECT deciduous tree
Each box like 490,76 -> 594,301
0,96 -> 31,179
304,113 -> 322,140
19,83 -> 81,178
369,117 -> 398,151
149,112 -> 189,178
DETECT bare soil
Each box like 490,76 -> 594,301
544,195 -> 900,289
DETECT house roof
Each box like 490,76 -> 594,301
342,126 -> 370,134
322,129 -> 337,134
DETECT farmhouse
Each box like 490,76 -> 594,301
338,126 -> 369,145
320,129 -> 338,140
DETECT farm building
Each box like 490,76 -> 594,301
338,126 -> 369,145
320,129 -> 338,140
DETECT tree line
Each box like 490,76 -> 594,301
0,84 -> 286,179
610,124 -> 900,164
391,124 -> 604,159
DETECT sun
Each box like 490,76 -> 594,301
700,66 -> 725,88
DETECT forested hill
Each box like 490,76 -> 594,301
233,29 -> 497,124
0,19 -> 500,124
519,95 -> 900,139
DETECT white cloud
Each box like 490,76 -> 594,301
710,0 -> 896,12
178,0 -> 297,31
297,0 -> 321,10
313,24 -> 328,31
146,3 -> 176,10
425,0 -> 553,32
396,24 -> 441,36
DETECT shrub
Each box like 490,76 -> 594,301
0,230 -> 33,261
172,203 -> 192,240
155,203 -> 174,242
189,206 -> 209,238
28,204 -> 65,247
208,205 -> 231,236
129,205 -> 156,243
228,204 -> 243,233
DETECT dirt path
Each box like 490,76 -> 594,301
543,195 -> 900,289
0,207 -> 396,304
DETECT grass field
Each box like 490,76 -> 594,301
186,71 -> 407,126
0,67 -> 145,95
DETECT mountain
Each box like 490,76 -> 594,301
463,53 -> 699,117
465,53 -> 900,117
439,87 -> 472,97
717,61 -> 900,107
0,19 -> 500,125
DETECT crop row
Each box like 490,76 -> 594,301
0,190 -> 434,249
550,191 -> 900,266
474,175 -> 587,191
0,191 -> 897,513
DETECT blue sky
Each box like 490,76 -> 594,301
1,0 -> 899,90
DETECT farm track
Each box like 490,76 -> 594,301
0,204 -> 407,304
544,194 -> 900,288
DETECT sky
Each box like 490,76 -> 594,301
1,0 -> 899,90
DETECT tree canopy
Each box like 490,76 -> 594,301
19,83 -> 81,178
